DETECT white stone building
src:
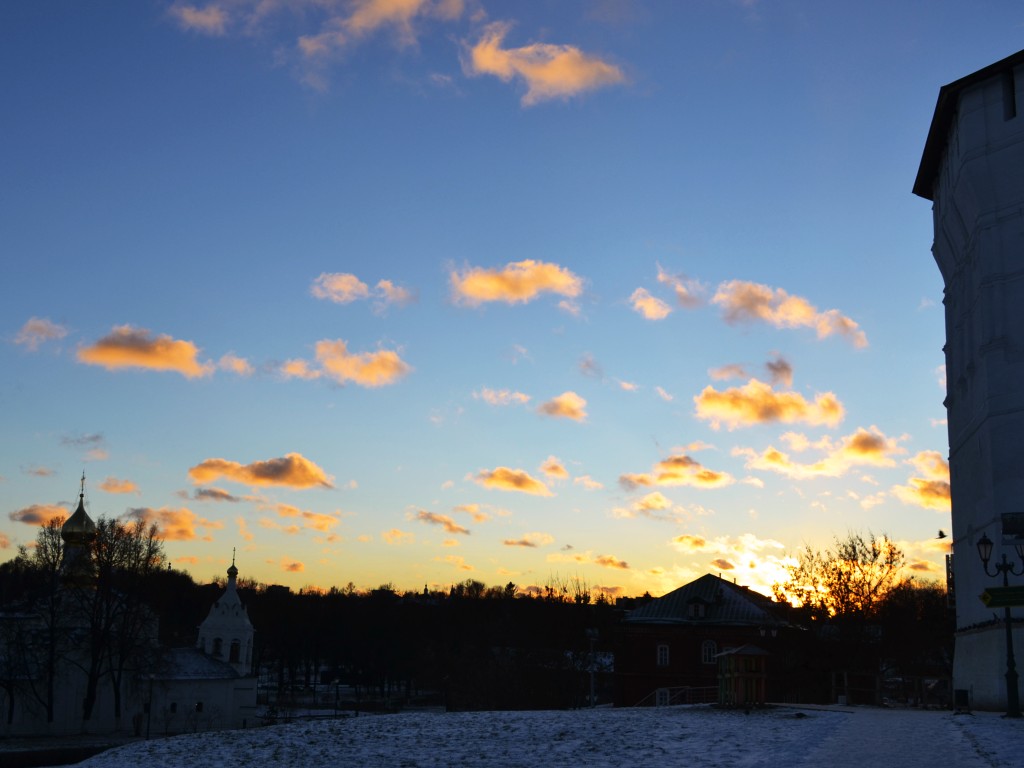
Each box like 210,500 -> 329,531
914,48 -> 1024,711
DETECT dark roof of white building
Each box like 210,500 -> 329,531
148,647 -> 241,681
914,48 -> 1024,200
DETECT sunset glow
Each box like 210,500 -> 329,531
3,1 -> 1006,597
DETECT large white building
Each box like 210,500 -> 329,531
914,49 -> 1024,711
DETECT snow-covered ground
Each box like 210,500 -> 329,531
61,705 -> 1024,768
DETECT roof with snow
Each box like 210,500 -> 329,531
623,573 -> 785,627
148,647 -> 241,681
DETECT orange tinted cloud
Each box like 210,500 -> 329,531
712,280 -> 868,348
98,477 -> 139,495
218,354 -> 253,376
503,531 -> 554,548
374,279 -> 415,311
298,0 -> 453,60
474,467 -> 552,496
311,272 -> 370,303
0,533 -> 9,549
438,554 -> 474,571
280,359 -> 321,380
450,259 -> 582,306
415,510 -> 469,535
15,317 -> 68,350
629,288 -> 671,320
382,528 -> 414,544
315,339 -> 411,387
279,558 -> 305,573
670,534 -> 708,551
77,325 -> 213,378
194,487 -> 242,503
573,475 -> 603,490
548,550 -> 629,570
657,267 -> 704,308
710,364 -> 748,381
125,506 -> 223,541
694,379 -> 844,430
236,516 -> 254,542
464,22 -> 625,106
538,391 -> 587,421
734,426 -> 903,479
474,387 -> 530,406
892,450 -> 951,512
452,503 -> 490,522
189,452 -> 333,489
540,456 -> 568,479
620,454 -> 733,490
272,504 -> 341,532
9,504 -> 66,526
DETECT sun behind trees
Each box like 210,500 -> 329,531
773,531 -> 906,620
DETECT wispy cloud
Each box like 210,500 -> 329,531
547,549 -> 630,570
712,280 -> 867,347
539,455 -> 568,479
503,531 -> 554,548
77,325 -> 214,378
415,510 -> 470,535
168,3 -> 228,36
694,378 -> 844,430
450,260 -> 583,306
383,528 -> 415,545
189,452 -> 334,489
463,21 -> 625,106
218,353 -> 254,376
311,272 -> 371,303
474,387 -> 530,406
657,267 -> 704,308
15,317 -> 68,351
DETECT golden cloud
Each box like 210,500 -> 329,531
125,506 -> 223,542
503,531 -> 554,548
310,272 -> 370,304
620,453 -> 733,490
594,554 -> 630,570
474,467 -> 552,496
712,280 -> 868,348
382,528 -> 414,545
15,317 -> 68,351
280,558 -> 305,573
629,288 -> 671,320
540,455 -> 568,479
9,504 -> 67,526
538,391 -> 587,421
272,504 -> 341,532
892,450 -> 951,512
315,339 -> 412,387
464,22 -> 625,106
0,533 -> 10,549
77,325 -> 214,378
546,550 -> 629,570
694,378 -> 844,430
415,510 -> 469,535
189,452 -> 333,489
374,279 -> 415,311
474,387 -> 530,406
98,477 -> 139,495
298,0 -> 453,60
734,426 -> 904,479
450,259 -> 582,306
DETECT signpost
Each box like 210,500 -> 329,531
980,587 -> 1024,608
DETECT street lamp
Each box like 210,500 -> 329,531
976,532 -> 1024,717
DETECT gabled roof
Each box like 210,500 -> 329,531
623,573 -> 783,627
914,48 -> 1024,200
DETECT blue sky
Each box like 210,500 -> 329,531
2,0 -> 1020,597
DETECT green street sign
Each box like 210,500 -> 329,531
980,587 -> 1024,608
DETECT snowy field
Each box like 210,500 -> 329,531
65,705 -> 1024,768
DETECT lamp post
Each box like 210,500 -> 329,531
977,533 -> 1024,718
